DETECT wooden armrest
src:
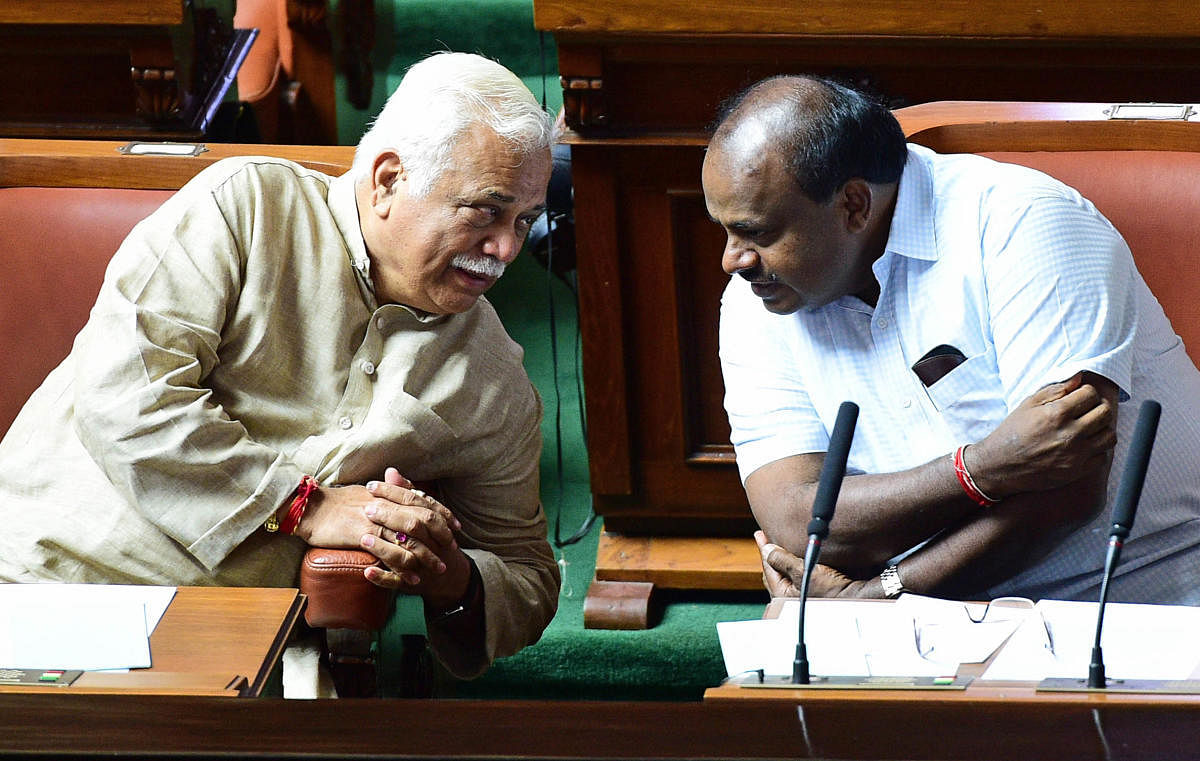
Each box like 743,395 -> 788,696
300,548 -> 394,630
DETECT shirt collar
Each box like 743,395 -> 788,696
328,170 -> 374,291
883,145 -> 939,263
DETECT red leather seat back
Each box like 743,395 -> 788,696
982,151 -> 1200,366
0,186 -> 172,436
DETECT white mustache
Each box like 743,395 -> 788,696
451,253 -> 506,279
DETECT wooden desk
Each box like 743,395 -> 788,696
706,596 -> 1200,709
537,0 -> 1200,132
0,0 -> 254,139
2,693 -> 1199,759
0,586 -> 304,697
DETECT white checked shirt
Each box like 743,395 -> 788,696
720,145 -> 1200,604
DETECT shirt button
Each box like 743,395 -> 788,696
376,316 -> 386,330
877,318 -> 889,329
360,360 -> 376,376
338,416 -> 353,430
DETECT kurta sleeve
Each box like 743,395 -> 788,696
424,381 -> 559,679
70,170 -> 306,570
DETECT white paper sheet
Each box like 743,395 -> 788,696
894,594 -> 1030,665
981,599 -> 1200,681
0,584 -> 176,671
718,599 -> 959,679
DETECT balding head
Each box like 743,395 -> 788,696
710,75 -> 906,204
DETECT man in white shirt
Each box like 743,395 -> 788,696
705,74 -> 1200,604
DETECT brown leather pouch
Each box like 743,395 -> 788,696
300,548 -> 395,630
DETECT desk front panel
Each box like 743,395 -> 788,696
3,693 -> 1198,759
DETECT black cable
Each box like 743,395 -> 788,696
543,213 -> 596,548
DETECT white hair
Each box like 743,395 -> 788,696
352,52 -> 556,196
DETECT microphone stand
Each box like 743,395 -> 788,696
1086,538 -> 1121,688
1040,400 -> 1189,694
1087,399 -> 1160,689
792,401 -> 858,685
792,534 -> 822,684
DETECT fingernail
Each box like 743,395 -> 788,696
365,504 -> 377,517
437,562 -> 446,573
404,573 -> 420,585
366,480 -> 379,491
362,535 -> 375,548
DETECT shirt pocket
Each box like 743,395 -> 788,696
923,345 -> 1007,442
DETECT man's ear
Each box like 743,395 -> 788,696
840,179 -> 873,233
369,151 -> 406,216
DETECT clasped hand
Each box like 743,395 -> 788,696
755,530 -> 875,599
293,467 -> 470,601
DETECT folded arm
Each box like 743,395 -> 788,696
751,372 -> 1117,596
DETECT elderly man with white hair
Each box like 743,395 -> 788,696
0,52 -> 559,681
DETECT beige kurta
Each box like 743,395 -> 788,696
0,157 -> 558,677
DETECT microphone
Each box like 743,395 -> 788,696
793,401 -> 859,684
1086,398 -> 1161,689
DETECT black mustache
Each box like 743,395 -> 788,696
738,267 -> 767,283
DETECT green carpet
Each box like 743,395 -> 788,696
336,0 -> 767,702
335,0 -> 563,145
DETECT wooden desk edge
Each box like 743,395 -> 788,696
0,672 -> 246,698
248,590 -> 306,697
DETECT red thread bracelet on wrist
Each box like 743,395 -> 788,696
279,475 -> 319,535
953,446 -> 999,508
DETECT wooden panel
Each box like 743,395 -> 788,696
573,146 -> 633,495
0,587 -> 301,698
585,144 -> 750,532
0,0 -> 183,26
595,531 -> 762,590
0,138 -> 355,190
0,2 -> 253,140
536,0 -> 1200,38
556,38 -> 1200,133
4,692 -> 1200,759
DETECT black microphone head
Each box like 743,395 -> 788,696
1109,399 -> 1161,539
806,401 -> 859,538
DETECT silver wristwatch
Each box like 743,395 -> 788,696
880,564 -> 907,599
